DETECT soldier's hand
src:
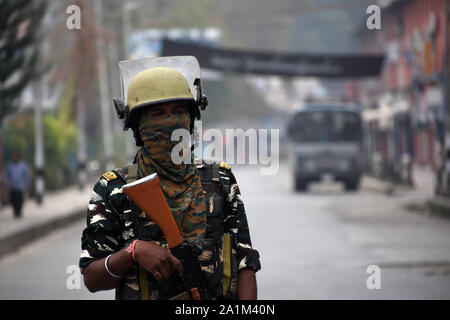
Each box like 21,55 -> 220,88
134,240 -> 183,283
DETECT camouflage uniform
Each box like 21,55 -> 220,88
79,161 -> 261,300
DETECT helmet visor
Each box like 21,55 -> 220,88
119,56 -> 202,104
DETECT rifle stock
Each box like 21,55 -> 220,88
122,173 -> 183,248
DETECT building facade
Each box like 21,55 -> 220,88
352,0 -> 447,191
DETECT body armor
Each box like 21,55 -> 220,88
104,162 -> 237,300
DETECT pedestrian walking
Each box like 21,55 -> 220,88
3,150 -> 31,218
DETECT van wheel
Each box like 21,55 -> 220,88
295,178 -> 308,192
344,178 -> 359,191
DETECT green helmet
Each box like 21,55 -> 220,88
127,67 -> 195,117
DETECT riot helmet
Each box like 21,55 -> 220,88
113,56 -> 207,146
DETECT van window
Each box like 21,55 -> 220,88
289,110 -> 361,143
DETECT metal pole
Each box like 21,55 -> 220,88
34,83 -> 45,204
74,0 -> 88,190
76,94 -> 88,190
33,7 -> 51,204
95,0 -> 115,171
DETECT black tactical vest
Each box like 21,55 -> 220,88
111,162 -> 237,300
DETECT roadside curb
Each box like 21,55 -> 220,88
0,209 -> 85,260
427,196 -> 450,219
362,176 -> 412,196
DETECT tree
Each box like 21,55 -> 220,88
0,0 -> 47,124
2,79 -> 79,191
43,78 -> 78,190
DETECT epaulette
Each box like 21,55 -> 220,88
219,161 -> 231,170
102,171 -> 119,182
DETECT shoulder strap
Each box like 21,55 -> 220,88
197,162 -> 219,183
211,163 -> 220,182
127,164 -> 138,183
197,162 -> 231,196
112,164 -> 137,184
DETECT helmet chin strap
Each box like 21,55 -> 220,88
113,98 -> 130,130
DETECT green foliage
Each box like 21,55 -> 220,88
1,112 -> 35,165
43,78 -> 77,169
42,79 -> 78,189
0,0 -> 48,124
2,79 -> 78,190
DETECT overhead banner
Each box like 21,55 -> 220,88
162,39 -> 384,78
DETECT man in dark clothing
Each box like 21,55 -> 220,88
3,151 -> 30,218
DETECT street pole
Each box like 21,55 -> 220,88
76,94 -> 88,190
33,10 -> 51,204
95,0 -> 115,171
34,82 -> 45,204
73,0 -> 90,190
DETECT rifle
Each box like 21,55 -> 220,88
122,173 -> 209,300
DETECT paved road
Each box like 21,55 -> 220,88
0,219 -> 114,300
1,164 -> 450,299
245,164 -> 450,299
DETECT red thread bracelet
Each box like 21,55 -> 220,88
126,239 -> 139,266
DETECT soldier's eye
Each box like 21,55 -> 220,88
150,110 -> 164,116
174,106 -> 187,114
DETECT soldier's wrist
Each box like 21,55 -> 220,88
125,239 -> 140,266
104,250 -> 131,278
132,239 -> 148,264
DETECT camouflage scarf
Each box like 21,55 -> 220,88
136,111 -> 206,248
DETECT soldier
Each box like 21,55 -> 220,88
79,57 -> 260,300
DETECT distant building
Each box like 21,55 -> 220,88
350,0 -> 446,189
